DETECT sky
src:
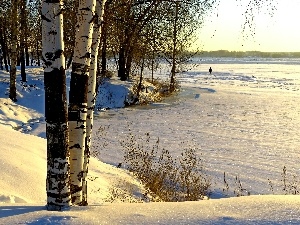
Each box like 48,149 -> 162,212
198,0 -> 300,52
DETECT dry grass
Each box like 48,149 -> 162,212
120,132 -> 211,202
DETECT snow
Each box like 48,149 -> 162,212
1,58 -> 300,224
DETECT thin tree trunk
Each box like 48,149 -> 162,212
0,27 -> 4,70
100,0 -> 109,77
42,0 -> 71,210
125,46 -> 133,80
20,0 -> 27,82
3,30 -> 9,72
1,21 -> 9,72
170,1 -> 179,92
100,19 -> 107,75
25,47 -> 30,66
136,57 -> 144,102
10,0 -> 18,102
17,43 -> 20,66
68,0 -> 96,205
82,0 -> 106,205
0,51 -> 3,70
20,48 -> 26,82
118,46 -> 126,80
36,40 -> 41,66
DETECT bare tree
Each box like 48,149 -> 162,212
158,0 -> 216,92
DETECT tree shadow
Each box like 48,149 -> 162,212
0,205 -> 76,224
0,205 -> 44,218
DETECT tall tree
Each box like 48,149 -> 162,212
159,0 -> 216,92
41,0 -> 71,210
0,0 -> 10,72
9,0 -> 18,102
19,0 -> 27,82
112,0 -> 163,81
82,0 -> 106,205
68,0 -> 96,205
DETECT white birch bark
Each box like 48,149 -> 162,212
41,0 -> 71,210
69,0 -> 96,205
82,0 -> 106,205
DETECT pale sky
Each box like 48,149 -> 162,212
198,0 -> 300,52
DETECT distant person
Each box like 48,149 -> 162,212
209,67 -> 212,74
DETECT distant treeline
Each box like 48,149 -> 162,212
195,50 -> 300,58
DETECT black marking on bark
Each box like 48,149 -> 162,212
80,7 -> 91,11
69,143 -> 81,149
54,49 -> 63,59
77,124 -> 86,129
71,184 -> 82,196
69,72 -> 88,104
55,9 -> 64,16
71,62 -> 82,72
71,63 -> 90,74
79,52 -> 91,60
47,191 -> 71,199
53,160 -> 69,170
77,171 -> 83,181
49,30 -> 58,35
41,14 -> 51,22
45,50 -> 63,62
68,110 -> 86,123
87,106 -> 94,111
89,14 -> 98,24
68,111 -> 80,121
45,52 -> 54,60
47,171 -> 69,180
44,68 -> 68,124
81,200 -> 88,206
44,61 -> 52,67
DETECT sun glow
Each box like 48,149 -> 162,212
197,0 -> 300,52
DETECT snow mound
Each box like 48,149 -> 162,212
0,98 -> 42,128
0,123 -> 147,205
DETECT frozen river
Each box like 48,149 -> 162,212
94,58 -> 300,197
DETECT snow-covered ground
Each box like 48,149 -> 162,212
0,58 -> 300,224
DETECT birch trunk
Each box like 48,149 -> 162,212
82,0 -> 106,205
69,0 -> 96,205
41,0 -> 71,210
9,0 -> 18,102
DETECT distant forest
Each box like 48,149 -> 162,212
196,50 -> 300,58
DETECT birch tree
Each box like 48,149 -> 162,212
68,0 -> 96,205
41,0 -> 71,210
82,0 -> 106,205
